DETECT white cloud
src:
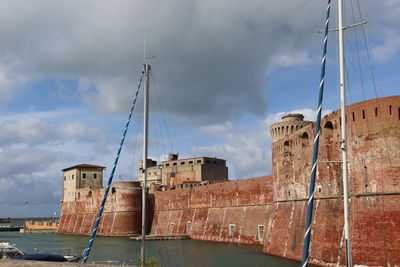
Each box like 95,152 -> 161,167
270,51 -> 312,68
372,28 -> 400,63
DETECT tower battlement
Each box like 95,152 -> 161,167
269,113 -> 313,142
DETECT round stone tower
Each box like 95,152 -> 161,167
270,113 -> 313,142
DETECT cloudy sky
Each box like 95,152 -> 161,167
0,0 -> 399,217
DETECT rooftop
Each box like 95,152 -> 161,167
62,164 -> 106,172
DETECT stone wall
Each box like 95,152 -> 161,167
57,182 -> 142,236
57,96 -> 400,266
150,177 -> 273,245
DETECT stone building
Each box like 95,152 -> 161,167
138,153 -> 228,187
62,164 -> 105,202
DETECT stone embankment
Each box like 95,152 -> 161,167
0,260 -> 113,267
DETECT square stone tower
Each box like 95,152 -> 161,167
62,164 -> 105,202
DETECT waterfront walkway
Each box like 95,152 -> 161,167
0,260 -> 116,266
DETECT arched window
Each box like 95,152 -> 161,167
284,140 -> 290,147
301,132 -> 309,139
324,121 -> 333,129
88,191 -> 92,198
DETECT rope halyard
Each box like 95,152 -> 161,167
301,0 -> 331,266
81,73 -> 144,264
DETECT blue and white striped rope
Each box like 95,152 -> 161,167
301,0 -> 331,266
81,73 -> 144,264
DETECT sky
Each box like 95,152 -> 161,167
0,0 -> 399,217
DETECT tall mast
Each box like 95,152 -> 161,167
141,63 -> 150,265
338,0 -> 352,266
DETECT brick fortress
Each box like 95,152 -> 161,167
58,95 -> 400,266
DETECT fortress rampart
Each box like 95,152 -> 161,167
57,96 -> 400,266
58,182 -> 142,236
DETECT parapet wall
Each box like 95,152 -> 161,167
57,182 -> 142,236
150,177 -> 273,245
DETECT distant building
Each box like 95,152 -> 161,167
138,153 -> 228,187
62,164 -> 106,202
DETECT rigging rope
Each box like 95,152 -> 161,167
301,0 -> 331,266
81,73 -> 144,264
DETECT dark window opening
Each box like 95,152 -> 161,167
288,191 -> 291,196
375,107 -> 378,117
352,112 -> 355,121
284,141 -> 290,147
88,191 -> 92,197
301,132 -> 309,139
82,173 -> 87,179
93,173 -> 97,179
389,105 -> 392,115
362,110 -> 366,119
398,107 -> 400,120
189,161 -> 193,164
165,163 -> 169,167
72,174 -> 74,180
324,121 -> 333,129
112,187 -> 116,194
318,188 -> 322,193
197,160 -> 202,163
173,162 -> 177,166
181,162 -> 185,165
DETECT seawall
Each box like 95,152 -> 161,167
57,182 -> 142,236
150,177 -> 273,245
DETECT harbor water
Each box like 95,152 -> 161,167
0,232 -> 310,266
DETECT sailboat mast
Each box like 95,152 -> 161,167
141,63 -> 150,264
337,0 -> 352,266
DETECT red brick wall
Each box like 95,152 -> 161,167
57,182 -> 142,236
57,96 -> 400,266
150,177 -> 274,245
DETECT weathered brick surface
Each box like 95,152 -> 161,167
57,96 -> 400,266
57,182 -> 142,236
150,177 -> 274,245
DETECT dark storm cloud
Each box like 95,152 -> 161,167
0,0 -> 327,124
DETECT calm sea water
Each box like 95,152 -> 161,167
0,232 -> 308,266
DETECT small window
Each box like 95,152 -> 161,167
362,110 -> 366,119
375,107 -> 378,117
301,132 -> 308,139
189,161 -> 193,164
82,173 -> 87,179
166,163 -> 169,167
181,162 -> 185,165
168,223 -> 175,234
77,193 -> 80,199
186,221 -> 192,235
72,174 -> 74,179
88,191 -> 92,197
257,225 -> 265,241
64,176 -> 66,181
228,224 -> 235,238
213,161 -> 217,164
93,173 -> 97,179
352,112 -> 355,121
324,121 -> 333,129
197,160 -> 202,164
389,105 -> 392,115
173,162 -> 177,166
284,141 -> 289,147
112,187 -> 116,194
